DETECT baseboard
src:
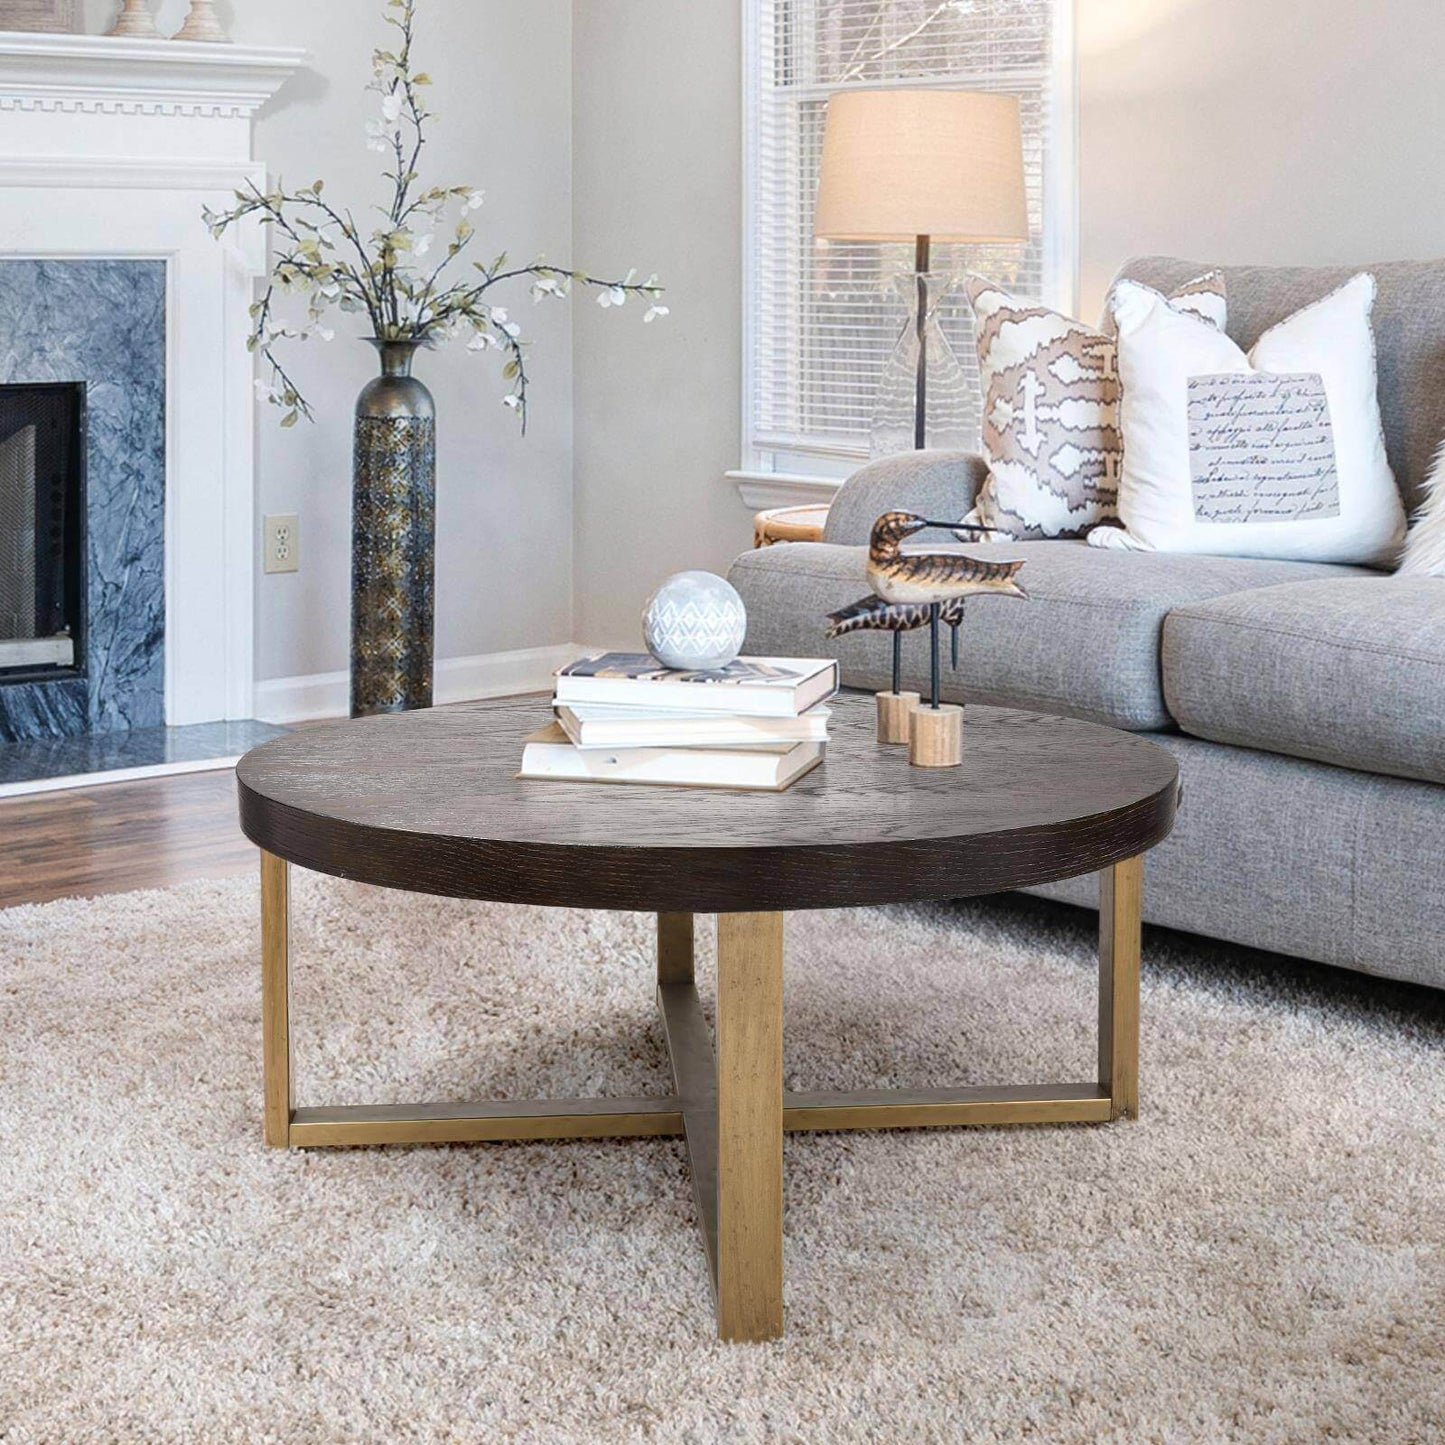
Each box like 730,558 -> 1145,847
254,643 -> 583,725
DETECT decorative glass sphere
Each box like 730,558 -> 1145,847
643,571 -> 748,671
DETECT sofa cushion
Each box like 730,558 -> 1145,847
1163,577 -> 1445,784
1026,732 -> 1445,989
729,539 -> 1360,731
1098,273 -> 1403,565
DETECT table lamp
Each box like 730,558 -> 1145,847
815,88 -> 1028,451
815,88 -> 1027,739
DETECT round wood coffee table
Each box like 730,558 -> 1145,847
237,693 -> 1178,1342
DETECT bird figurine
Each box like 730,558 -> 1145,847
865,511 -> 1027,606
825,594 -> 967,730
825,593 -> 969,641
826,592 -> 971,670
824,511 -> 1028,757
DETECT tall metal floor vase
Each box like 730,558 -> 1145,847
350,340 -> 436,718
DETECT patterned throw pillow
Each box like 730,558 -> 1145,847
963,271 -> 1228,540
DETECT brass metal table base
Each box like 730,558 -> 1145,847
260,852 -> 1143,1343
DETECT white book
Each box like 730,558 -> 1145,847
555,701 -> 831,750
518,724 -> 824,792
553,653 -> 839,718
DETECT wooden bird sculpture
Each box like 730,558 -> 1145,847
825,594 -> 968,638
864,511 -> 1027,605
825,592 -> 969,701
825,511 -> 1028,712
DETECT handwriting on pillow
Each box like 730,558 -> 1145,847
1187,372 -> 1341,525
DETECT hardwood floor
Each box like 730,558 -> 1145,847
0,703 -> 504,910
0,767 -> 255,908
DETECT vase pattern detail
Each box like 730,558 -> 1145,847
351,403 -> 436,717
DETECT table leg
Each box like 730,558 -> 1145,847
1099,856 -> 1142,1120
715,911 -> 784,1342
657,912 -> 694,985
261,850 -> 292,1148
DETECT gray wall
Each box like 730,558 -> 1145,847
71,0 -> 1445,671
1077,0 -> 1445,315
236,0 -> 577,683
79,1 -> 577,684
571,0 -> 748,649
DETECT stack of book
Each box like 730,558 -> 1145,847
519,653 -> 839,791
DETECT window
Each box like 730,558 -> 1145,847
743,0 -> 1076,478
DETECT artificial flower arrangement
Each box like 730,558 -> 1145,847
203,0 -> 666,430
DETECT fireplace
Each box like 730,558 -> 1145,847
0,32 -> 305,751
0,382 -> 85,682
0,260 -> 166,743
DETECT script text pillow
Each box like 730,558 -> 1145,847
964,271 -> 1227,540
1092,273 -> 1405,564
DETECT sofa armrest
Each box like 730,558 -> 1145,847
822,451 -> 990,545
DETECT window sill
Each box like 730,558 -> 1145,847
727,470 -> 843,511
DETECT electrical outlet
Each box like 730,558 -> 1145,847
263,513 -> 300,575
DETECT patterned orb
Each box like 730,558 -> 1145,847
643,571 -> 748,671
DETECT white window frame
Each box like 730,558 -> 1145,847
732,0 -> 1079,507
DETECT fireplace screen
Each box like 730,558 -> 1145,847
0,383 -> 84,678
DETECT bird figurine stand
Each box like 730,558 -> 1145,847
909,603 -> 965,767
876,620 -> 920,742
825,511 -> 1027,759
877,687 -> 922,744
910,703 -> 964,766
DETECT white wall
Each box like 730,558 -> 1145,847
566,0 -> 1445,650
75,0 -> 1445,678
571,0 -> 749,649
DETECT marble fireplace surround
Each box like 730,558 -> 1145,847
0,33 -> 306,737
0,259 -> 166,740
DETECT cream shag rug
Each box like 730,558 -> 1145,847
2,874 -> 1443,1444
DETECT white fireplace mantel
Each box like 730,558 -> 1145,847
0,31 -> 304,113
0,32 -> 308,726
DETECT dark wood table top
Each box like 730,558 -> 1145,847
236,693 -> 1178,913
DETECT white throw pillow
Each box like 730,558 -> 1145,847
1396,438 -> 1445,575
1091,273 -> 1405,564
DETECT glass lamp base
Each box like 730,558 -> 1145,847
869,271 -> 975,458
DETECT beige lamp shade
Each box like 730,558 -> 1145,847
814,89 -> 1028,243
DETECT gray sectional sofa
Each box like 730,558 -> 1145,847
729,257 -> 1445,991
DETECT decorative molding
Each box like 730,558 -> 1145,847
0,154 -> 265,191
0,33 -> 307,121
254,645 -> 582,726
0,95 -> 250,118
728,470 -> 844,511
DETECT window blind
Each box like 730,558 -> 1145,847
747,0 -> 1072,475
